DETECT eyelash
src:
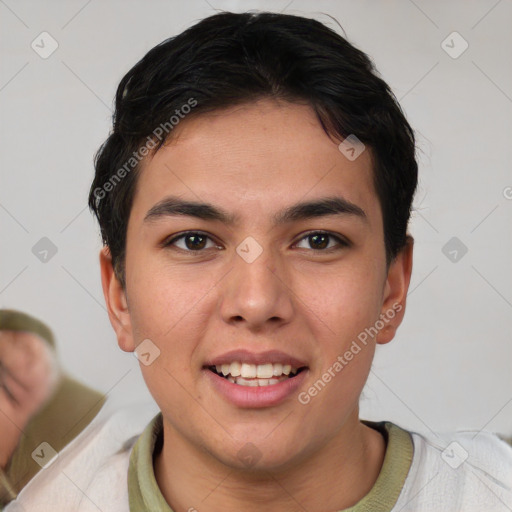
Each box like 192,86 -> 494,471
163,230 -> 350,253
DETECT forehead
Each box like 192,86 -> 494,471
129,99 -> 381,229
0,329 -> 47,347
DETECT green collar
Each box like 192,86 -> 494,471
128,414 -> 169,511
128,414 -> 413,511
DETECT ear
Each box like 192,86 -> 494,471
376,236 -> 414,345
99,246 -> 135,352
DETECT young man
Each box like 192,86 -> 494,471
5,11 -> 512,512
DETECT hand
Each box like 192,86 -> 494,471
0,331 -> 60,468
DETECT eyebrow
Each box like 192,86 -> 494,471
143,195 -> 367,226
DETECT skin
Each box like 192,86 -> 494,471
101,98 -> 413,511
0,331 -> 60,469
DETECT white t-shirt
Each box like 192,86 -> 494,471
4,401 -> 512,512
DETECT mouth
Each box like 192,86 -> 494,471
206,362 -> 308,387
203,349 -> 309,407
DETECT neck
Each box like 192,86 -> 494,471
154,413 -> 386,512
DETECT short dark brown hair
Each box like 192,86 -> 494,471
89,11 -> 418,288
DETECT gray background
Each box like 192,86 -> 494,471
1,0 -> 511,436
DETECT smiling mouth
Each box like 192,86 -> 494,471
207,362 -> 307,387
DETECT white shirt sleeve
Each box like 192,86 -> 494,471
394,428 -> 512,511
4,400 -> 158,512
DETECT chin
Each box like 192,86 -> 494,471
204,436 -> 308,475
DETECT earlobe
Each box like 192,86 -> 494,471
376,236 -> 414,345
99,246 -> 135,352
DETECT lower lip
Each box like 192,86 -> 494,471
204,369 -> 308,408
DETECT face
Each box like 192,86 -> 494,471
101,99 -> 412,471
0,331 -> 59,423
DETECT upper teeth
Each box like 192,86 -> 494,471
215,362 -> 298,379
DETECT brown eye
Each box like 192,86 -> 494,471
184,233 -> 207,250
309,233 -> 329,249
165,232 -> 219,252
295,231 -> 349,251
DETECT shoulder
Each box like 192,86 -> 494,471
76,438 -> 138,512
394,424 -> 512,512
4,400 -> 158,512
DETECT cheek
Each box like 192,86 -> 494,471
126,257 -> 217,399
293,260 -> 383,416
296,337 -> 375,444
295,262 -> 383,340
126,251 -> 215,341
298,311 -> 377,432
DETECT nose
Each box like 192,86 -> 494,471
219,244 -> 294,331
